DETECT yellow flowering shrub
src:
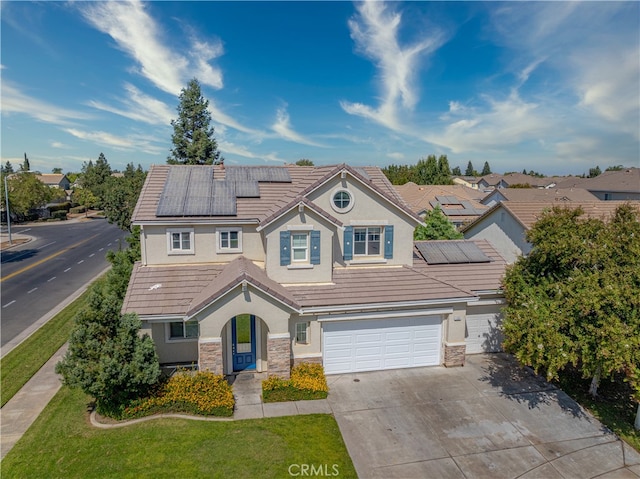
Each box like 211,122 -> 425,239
262,362 -> 328,402
123,371 -> 234,418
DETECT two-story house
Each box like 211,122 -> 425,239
122,164 -> 506,378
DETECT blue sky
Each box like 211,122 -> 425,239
2,1 -> 639,176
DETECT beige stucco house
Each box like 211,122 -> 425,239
123,164 -> 506,378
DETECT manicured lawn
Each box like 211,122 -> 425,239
0,294 -> 88,407
1,387 -> 357,479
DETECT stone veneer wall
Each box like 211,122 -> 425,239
199,339 -> 223,374
444,343 -> 466,367
267,335 -> 291,379
292,356 -> 323,368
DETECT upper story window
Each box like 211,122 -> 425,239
217,228 -> 242,253
331,188 -> 354,213
354,226 -> 381,256
167,228 -> 194,255
291,232 -> 309,262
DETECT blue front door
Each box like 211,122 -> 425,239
232,315 -> 256,372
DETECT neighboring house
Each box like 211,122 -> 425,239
481,187 -> 599,207
122,164 -> 508,378
462,201 -> 640,263
394,182 -> 488,227
452,176 -> 480,189
36,173 -> 71,190
477,173 -> 565,192
554,168 -> 640,201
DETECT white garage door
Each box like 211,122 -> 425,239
466,306 -> 503,354
323,316 -> 442,374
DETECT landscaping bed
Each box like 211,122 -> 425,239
262,363 -> 329,403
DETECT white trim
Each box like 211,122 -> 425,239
295,321 -> 310,344
468,298 -> 506,306
256,201 -> 342,232
293,353 -> 322,360
287,264 -> 314,270
199,337 -> 222,344
330,187 -> 355,214
347,258 -> 387,265
445,341 -> 466,347
136,219 -> 258,226
349,219 -> 388,226
287,224 -> 314,231
268,332 -> 291,339
216,227 -> 243,254
164,320 -> 199,343
303,297 -> 476,315
318,308 -> 452,322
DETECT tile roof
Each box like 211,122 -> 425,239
284,265 -> 474,308
394,183 -> 487,218
462,201 -> 640,232
132,163 -> 420,225
554,168 -> 640,193
412,240 -> 507,292
482,187 -> 599,204
257,196 -> 343,231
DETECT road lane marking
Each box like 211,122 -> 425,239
64,268 -> 72,272
28,287 -> 38,294
77,260 -> 84,264
3,300 -> 16,308
47,277 -> 56,282
38,241 -> 57,250
99,248 -> 104,251
107,242 -> 112,246
89,253 -> 95,257
1,234 -> 98,283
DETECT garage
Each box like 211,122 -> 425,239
465,305 -> 504,354
322,315 -> 442,374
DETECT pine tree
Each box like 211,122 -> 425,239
452,166 -> 462,176
21,153 -> 30,172
168,78 -> 223,165
436,155 -> 453,185
465,161 -> 474,176
481,161 -> 492,175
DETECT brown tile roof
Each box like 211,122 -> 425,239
257,196 -> 343,231
554,168 -> 640,193
284,265 -> 474,308
122,258 -> 299,317
412,240 -> 507,292
394,183 -> 487,221
131,163 -> 421,225
462,200 -> 640,232
482,187 -> 599,203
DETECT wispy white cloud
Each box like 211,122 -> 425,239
341,1 -> 446,131
50,141 -> 69,149
1,82 -> 92,125
271,106 -> 325,147
219,141 -> 287,163
64,128 -> 165,155
87,83 -> 173,125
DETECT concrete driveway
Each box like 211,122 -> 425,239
326,353 -> 640,478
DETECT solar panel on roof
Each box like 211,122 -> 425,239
416,241 -> 491,265
354,167 -> 370,180
226,166 -> 291,183
210,181 -> 237,215
234,180 -> 260,197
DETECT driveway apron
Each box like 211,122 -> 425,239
326,353 -> 640,479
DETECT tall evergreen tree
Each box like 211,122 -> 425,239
465,161 -> 475,176
481,161 -> 492,175
80,153 -> 112,208
2,161 -> 14,174
436,155 -> 453,184
168,78 -> 223,165
21,153 -> 30,172
451,166 -> 462,176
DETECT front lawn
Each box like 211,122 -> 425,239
1,386 -> 357,479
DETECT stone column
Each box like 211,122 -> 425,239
199,337 -> 223,374
444,342 -> 466,367
267,333 -> 291,379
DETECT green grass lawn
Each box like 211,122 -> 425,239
0,293 -> 87,407
1,387 -> 357,479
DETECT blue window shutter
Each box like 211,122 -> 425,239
384,225 -> 394,259
343,226 -> 353,261
280,231 -> 291,266
310,230 -> 321,265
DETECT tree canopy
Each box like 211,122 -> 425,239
102,163 -> 147,232
383,155 -> 453,185
2,172 -> 52,220
295,159 -> 314,166
502,204 -> 640,426
168,78 -> 223,165
413,205 -> 463,240
80,153 -> 112,208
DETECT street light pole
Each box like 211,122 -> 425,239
4,173 -> 11,245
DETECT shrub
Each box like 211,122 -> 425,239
123,370 -> 235,419
69,206 -> 86,214
262,363 -> 329,403
48,202 -> 71,213
51,210 -> 67,220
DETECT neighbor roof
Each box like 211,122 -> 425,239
554,168 -> 640,193
394,183 -> 487,220
481,187 -> 598,204
35,174 -> 68,185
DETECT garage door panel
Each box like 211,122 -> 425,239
466,307 -> 504,354
323,315 -> 442,374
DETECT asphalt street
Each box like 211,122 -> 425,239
1,218 -> 129,347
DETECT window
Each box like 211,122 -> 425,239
296,322 -> 309,344
354,227 -> 381,256
167,229 -> 194,254
331,188 -> 354,213
217,228 -> 242,253
169,321 -> 199,339
291,232 -> 309,262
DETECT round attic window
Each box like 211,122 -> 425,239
331,189 -> 354,213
